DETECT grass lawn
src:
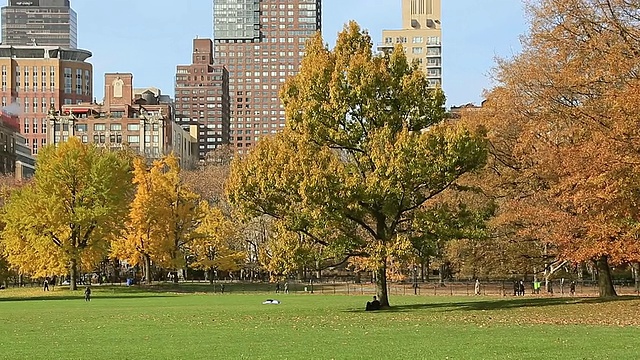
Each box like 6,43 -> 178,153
1,285 -> 639,359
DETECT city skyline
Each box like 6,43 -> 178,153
1,0 -> 527,107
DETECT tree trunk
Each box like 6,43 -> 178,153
143,254 -> 151,285
375,263 -> 390,308
315,260 -> 321,281
209,267 -> 214,285
438,262 -> 446,286
69,258 -> 78,291
594,255 -> 617,297
633,262 -> 640,292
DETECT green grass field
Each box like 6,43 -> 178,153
1,285 -> 639,359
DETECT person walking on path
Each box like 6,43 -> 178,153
284,282 -> 289,294
474,279 -> 481,295
84,286 -> 91,301
43,278 -> 49,292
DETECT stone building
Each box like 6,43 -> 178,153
51,73 -> 198,169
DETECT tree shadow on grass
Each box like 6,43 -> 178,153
109,282 -> 275,294
344,296 -> 640,313
0,294 -> 175,302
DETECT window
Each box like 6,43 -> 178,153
127,124 -> 140,131
76,124 -> 87,132
127,135 -> 140,143
427,47 -> 441,56
94,124 -> 106,131
64,68 -> 72,94
426,36 -> 441,45
76,69 -> 83,95
110,124 -> 122,131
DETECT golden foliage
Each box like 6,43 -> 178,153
228,21 -> 487,305
188,201 -> 245,273
113,154 -> 203,272
1,138 -> 133,287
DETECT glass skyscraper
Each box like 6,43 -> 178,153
1,0 -> 77,49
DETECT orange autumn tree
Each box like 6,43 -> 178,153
113,154 -> 202,283
473,0 -> 640,296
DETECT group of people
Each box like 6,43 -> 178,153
514,279 -> 577,296
43,277 -> 92,301
275,282 -> 289,294
514,280 -> 526,296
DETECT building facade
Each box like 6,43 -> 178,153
175,38 -> 230,161
0,45 -> 92,155
14,132 -> 35,179
378,0 -> 442,87
0,112 -> 18,174
1,0 -> 77,48
213,0 -> 321,152
53,73 -> 198,169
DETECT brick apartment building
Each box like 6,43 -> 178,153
0,45 -> 93,155
213,0 -> 321,152
175,38 -> 230,161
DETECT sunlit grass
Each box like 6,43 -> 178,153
0,285 -> 639,359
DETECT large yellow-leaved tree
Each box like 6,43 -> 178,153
188,202 -> 245,283
227,22 -> 487,307
1,137 -> 133,290
113,154 -> 202,283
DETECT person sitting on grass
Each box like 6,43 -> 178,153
84,286 -> 91,302
365,296 -> 381,311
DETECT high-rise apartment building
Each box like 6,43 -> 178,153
379,0 -> 442,87
175,38 -> 230,161
0,45 -> 93,155
1,0 -> 77,49
213,0 -> 321,152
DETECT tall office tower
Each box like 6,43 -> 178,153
0,45 -> 92,155
1,0 -> 77,49
213,0 -> 321,152
175,38 -> 230,161
379,0 -> 442,87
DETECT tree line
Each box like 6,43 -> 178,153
2,0 -> 639,307
0,139 -> 244,291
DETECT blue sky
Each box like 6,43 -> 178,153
69,0 -> 527,107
